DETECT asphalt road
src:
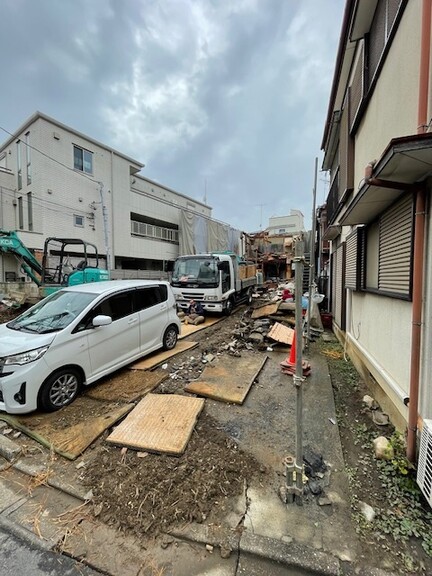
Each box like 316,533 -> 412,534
0,527 -> 101,576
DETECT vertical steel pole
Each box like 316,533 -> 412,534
294,239 -> 304,502
306,157 -> 318,346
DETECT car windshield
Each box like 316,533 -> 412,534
7,290 -> 96,334
172,257 -> 218,285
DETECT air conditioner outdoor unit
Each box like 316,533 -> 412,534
417,419 -> 432,508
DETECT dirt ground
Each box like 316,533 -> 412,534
1,301 -> 432,573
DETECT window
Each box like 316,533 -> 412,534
17,141 -> 22,190
362,194 -> 413,298
18,196 -> 23,229
27,192 -> 33,231
73,145 -> 93,174
26,132 -> 31,185
134,286 -> 166,311
74,214 -> 84,227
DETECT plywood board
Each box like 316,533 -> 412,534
106,394 -> 205,455
0,399 -> 134,460
251,303 -> 279,319
184,355 -> 268,404
267,322 -> 294,346
129,340 -> 198,370
179,316 -> 223,339
86,369 -> 168,402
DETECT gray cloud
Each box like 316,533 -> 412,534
1,0 -> 344,231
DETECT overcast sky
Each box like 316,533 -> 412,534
0,0 -> 344,232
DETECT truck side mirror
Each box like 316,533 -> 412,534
164,260 -> 175,272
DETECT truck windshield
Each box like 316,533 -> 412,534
172,258 -> 218,286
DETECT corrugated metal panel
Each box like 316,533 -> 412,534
379,194 -> 413,296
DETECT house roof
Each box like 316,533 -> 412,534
339,132 -> 432,225
0,111 -> 145,170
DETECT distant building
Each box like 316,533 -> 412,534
247,210 -> 306,281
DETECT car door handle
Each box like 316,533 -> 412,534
128,318 -> 138,325
160,304 -> 167,311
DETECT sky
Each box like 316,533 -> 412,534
0,0 -> 345,233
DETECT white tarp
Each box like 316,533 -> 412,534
179,211 -> 242,255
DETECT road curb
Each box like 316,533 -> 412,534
170,522 -> 341,575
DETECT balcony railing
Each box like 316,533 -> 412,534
131,220 -> 179,244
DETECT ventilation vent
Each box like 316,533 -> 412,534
417,419 -> 432,508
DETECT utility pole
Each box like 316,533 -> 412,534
306,157 -> 318,346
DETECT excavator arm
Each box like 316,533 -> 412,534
0,230 -> 42,286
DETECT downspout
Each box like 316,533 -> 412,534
407,0 -> 431,463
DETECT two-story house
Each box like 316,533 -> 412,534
321,0 -> 432,490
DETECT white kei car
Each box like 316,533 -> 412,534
0,280 -> 181,414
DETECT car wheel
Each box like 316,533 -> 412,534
224,297 -> 234,316
38,368 -> 82,412
163,325 -> 178,350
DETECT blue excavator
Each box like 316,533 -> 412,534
0,231 -> 109,298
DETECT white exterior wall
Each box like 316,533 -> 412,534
267,210 -> 305,234
0,113 -> 213,278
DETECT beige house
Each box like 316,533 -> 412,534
321,0 -> 432,484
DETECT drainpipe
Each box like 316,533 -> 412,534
407,0 -> 431,463
407,188 -> 426,463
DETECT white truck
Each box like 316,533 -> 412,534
169,252 -> 260,315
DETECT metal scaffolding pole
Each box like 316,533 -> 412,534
306,157 -> 318,346
285,238 -> 305,505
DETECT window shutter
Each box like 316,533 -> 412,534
368,0 -> 386,85
349,45 -> 364,131
339,97 -> 354,198
345,228 -> 363,290
378,194 -> 413,297
333,244 -> 346,330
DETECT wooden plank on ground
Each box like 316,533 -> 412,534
251,303 -> 279,319
179,316 -> 223,339
106,394 -> 205,455
184,355 -> 268,404
86,369 -> 168,402
267,322 -> 294,346
129,340 -> 198,370
0,400 -> 134,460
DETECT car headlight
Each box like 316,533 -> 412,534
204,295 -> 218,301
3,346 -> 49,366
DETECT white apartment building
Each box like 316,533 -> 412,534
0,111 -> 218,284
266,210 -> 305,236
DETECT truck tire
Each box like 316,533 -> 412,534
224,297 -> 234,316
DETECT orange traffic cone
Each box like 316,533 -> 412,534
280,331 -> 296,370
280,330 -> 311,377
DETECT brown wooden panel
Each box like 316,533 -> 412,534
185,355 -> 268,404
106,394 -> 205,455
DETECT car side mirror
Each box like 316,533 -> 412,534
92,315 -> 112,327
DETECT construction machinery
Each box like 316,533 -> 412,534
0,231 -> 109,298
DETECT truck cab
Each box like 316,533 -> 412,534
170,253 -> 257,314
